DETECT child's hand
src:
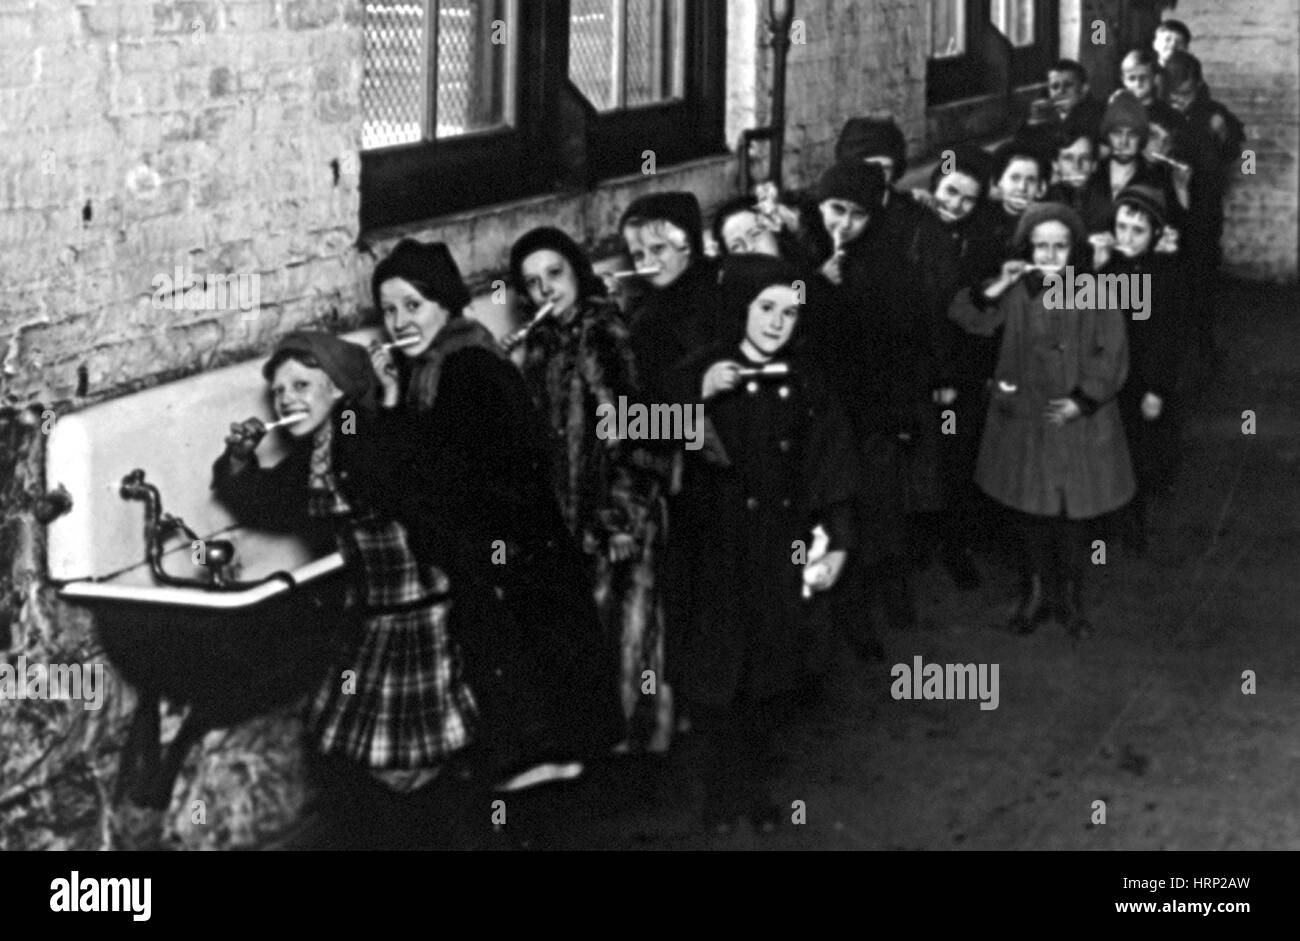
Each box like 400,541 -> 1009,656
1155,226 -> 1180,254
224,417 -> 266,472
1141,392 -> 1163,420
368,342 -> 401,408
912,188 -> 937,210
820,251 -> 845,285
1089,232 -> 1115,269
701,360 -> 743,400
607,533 -> 638,563
804,549 -> 847,595
1044,398 -> 1082,426
933,387 -> 958,405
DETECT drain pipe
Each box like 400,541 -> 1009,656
739,0 -> 797,194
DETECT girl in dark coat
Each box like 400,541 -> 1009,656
1095,185 -> 1189,553
508,226 -> 672,753
366,239 -> 622,791
949,203 -> 1135,639
212,331 -> 482,846
667,254 -> 860,834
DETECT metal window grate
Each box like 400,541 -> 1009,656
362,0 -> 427,150
929,0 -> 966,59
569,0 -> 682,111
990,0 -> 1035,47
362,0 -> 514,151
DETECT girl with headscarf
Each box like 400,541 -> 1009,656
211,331 -> 480,846
949,202 -> 1135,640
366,239 -> 623,794
665,254 -> 860,835
508,226 -> 673,754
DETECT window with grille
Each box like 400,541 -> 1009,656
989,0 -> 1035,48
926,0 -> 1056,107
568,0 -> 686,112
362,0 -> 516,150
359,0 -> 726,231
930,0 -> 966,60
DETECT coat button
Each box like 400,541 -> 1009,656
778,385 -> 790,398
781,498 -> 791,509
745,497 -> 759,510
746,381 -> 759,394
778,439 -> 791,452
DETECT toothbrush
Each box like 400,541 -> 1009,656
499,301 -> 557,353
383,335 -> 423,351
264,413 -> 308,431
736,362 -> 791,379
610,265 -> 663,280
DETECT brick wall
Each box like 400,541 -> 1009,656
775,0 -> 929,191
1170,0 -> 1299,283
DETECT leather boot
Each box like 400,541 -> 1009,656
1063,580 -> 1092,640
1009,573 -> 1044,635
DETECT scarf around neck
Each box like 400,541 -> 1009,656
405,317 -> 507,412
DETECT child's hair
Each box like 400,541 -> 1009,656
928,144 -> 992,198
1156,19 -> 1191,45
711,195 -> 762,255
1121,47 -> 1157,71
1111,187 -> 1168,241
265,349 -> 322,380
1047,58 -> 1088,84
992,139 -> 1052,185
1161,50 -> 1203,89
623,217 -> 692,254
1053,127 -> 1098,158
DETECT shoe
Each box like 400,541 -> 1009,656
1062,581 -> 1092,640
1008,574 -> 1044,635
941,545 -> 981,591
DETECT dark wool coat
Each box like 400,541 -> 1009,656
215,353 -> 622,772
804,195 -> 956,517
1079,157 -> 1185,235
627,257 -> 724,406
949,277 -> 1136,520
665,344 -> 860,707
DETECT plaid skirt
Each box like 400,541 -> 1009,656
307,515 -> 478,770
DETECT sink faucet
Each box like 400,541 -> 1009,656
119,469 -> 234,589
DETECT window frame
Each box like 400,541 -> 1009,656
360,0 -> 726,233
926,0 -> 1058,106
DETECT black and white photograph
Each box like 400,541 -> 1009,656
2,0 -> 1298,897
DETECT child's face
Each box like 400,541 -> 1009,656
996,158 -> 1044,214
743,285 -> 800,358
623,222 -> 692,289
1047,69 -> 1085,116
381,277 -> 451,359
932,171 -> 981,224
1054,137 -> 1096,188
1030,220 -> 1071,271
1167,78 -> 1197,113
1107,126 -> 1143,163
1121,59 -> 1155,103
1152,28 -> 1186,62
1114,204 -> 1155,257
720,209 -> 781,257
269,359 -> 343,438
818,198 -> 870,246
520,249 -> 580,319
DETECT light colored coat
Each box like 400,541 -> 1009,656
949,278 -> 1136,519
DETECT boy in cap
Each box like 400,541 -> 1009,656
1036,59 -> 1106,143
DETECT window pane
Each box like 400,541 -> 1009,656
570,0 -> 683,111
990,0 -> 1035,47
570,0 -> 616,109
362,0 -> 428,149
930,0 -> 965,59
435,0 -> 514,138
